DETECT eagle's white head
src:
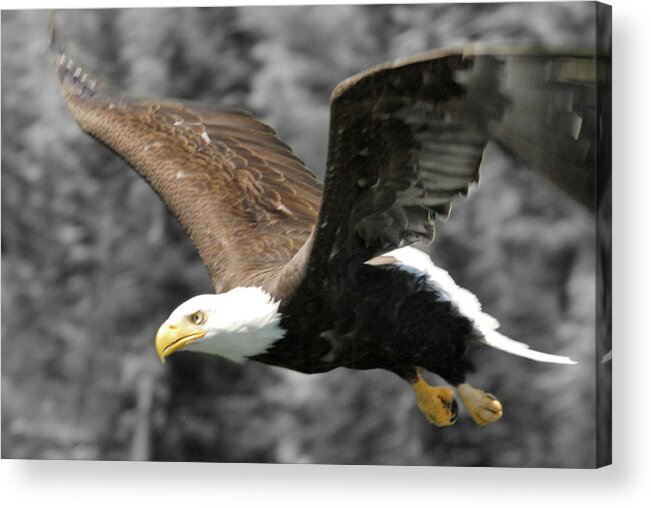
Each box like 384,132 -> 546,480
155,287 -> 285,364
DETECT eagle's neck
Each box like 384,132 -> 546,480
184,287 -> 286,363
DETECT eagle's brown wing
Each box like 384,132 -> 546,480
302,48 -> 605,288
51,26 -> 321,296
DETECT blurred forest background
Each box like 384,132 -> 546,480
2,3 -> 599,466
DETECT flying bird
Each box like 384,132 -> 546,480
51,19 -> 601,427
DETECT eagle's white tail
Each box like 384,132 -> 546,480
385,247 -> 577,365
480,328 -> 576,364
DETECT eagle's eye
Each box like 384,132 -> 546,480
190,311 -> 206,325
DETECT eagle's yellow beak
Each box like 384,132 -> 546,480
155,320 -> 207,363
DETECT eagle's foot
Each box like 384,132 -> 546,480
411,372 -> 458,426
457,382 -> 503,426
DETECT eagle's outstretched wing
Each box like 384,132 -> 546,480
50,21 -> 321,296
302,48 -> 605,290
53,17 -> 604,304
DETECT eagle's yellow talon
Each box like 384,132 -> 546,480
411,371 -> 458,426
458,383 -> 503,426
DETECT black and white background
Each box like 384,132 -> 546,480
2,2 -> 603,465
1,0 -> 646,505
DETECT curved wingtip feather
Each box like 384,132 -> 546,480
48,11 -> 63,58
49,15 -> 115,101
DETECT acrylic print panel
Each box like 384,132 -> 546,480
1,2 -> 611,467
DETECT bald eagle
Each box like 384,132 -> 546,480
51,20 -> 602,427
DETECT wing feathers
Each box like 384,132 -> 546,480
302,48 -> 600,291
53,15 -> 601,305
452,53 -> 604,210
51,22 -> 321,296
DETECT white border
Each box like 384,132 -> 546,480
2,0 -> 650,506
